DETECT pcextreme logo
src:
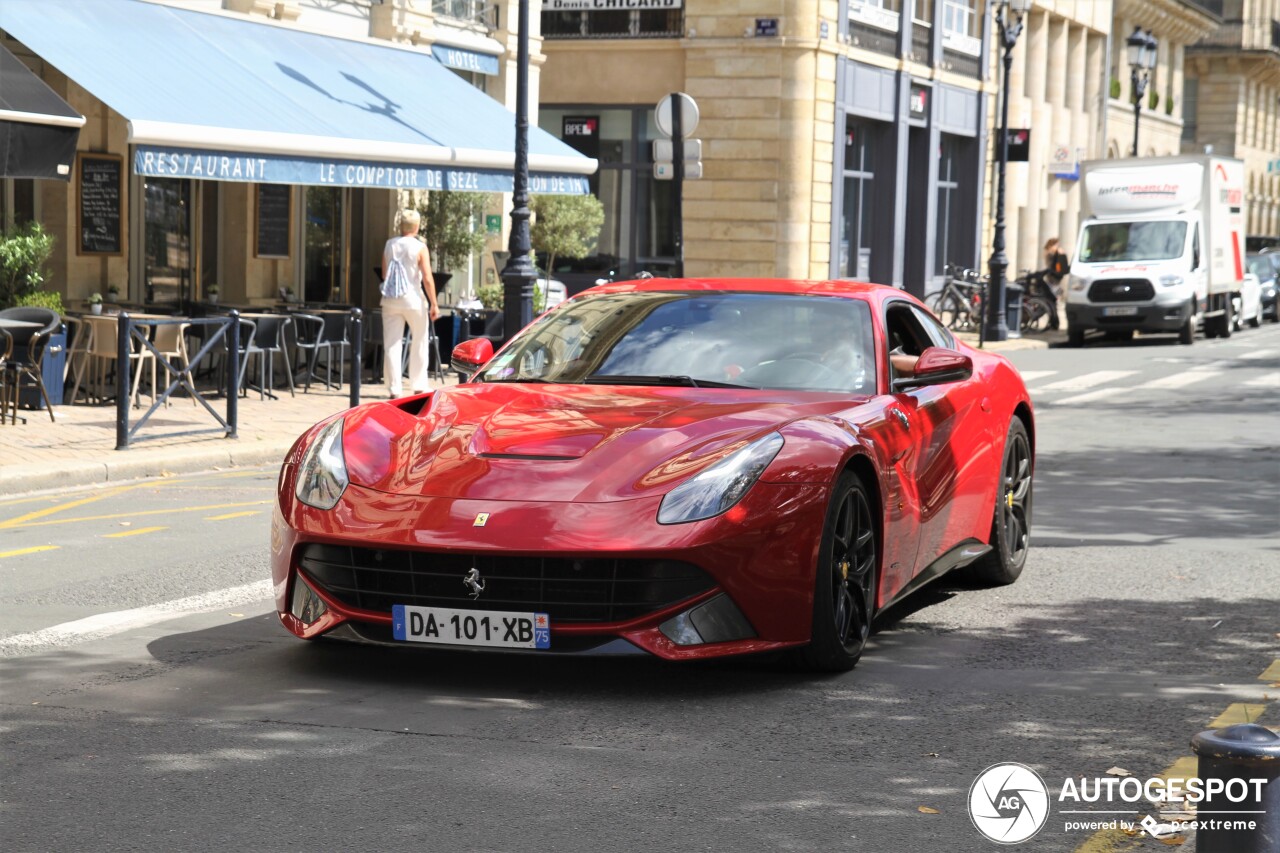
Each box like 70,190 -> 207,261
968,763 -> 1051,844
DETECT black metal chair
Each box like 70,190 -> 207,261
292,311 -> 349,391
238,314 -> 294,400
0,307 -> 61,423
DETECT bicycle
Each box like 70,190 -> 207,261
1014,268 -> 1059,334
929,264 -> 986,332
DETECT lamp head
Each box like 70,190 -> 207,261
1144,31 -> 1158,69
1126,26 -> 1147,69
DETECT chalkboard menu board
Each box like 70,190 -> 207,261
77,153 -> 123,256
255,184 -> 291,258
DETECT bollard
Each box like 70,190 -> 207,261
1190,723 -> 1280,852
348,307 -> 362,408
115,312 -> 131,449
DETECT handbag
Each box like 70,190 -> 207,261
380,257 -> 412,299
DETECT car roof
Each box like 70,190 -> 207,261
580,277 -> 895,300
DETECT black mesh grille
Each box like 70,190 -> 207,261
1088,278 -> 1155,302
298,544 -> 715,624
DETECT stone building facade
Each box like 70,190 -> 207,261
1183,0 -> 1280,239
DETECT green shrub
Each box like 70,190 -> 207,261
1110,78 -> 1121,99
0,222 -> 55,308
475,281 -> 547,314
530,195 -> 605,283
15,289 -> 64,314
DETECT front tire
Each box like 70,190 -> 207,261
795,471 -> 878,673
1067,324 -> 1085,347
1178,304 -> 1195,345
967,418 -> 1032,585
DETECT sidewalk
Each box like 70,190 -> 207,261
0,330 -> 1057,497
0,378 -> 429,497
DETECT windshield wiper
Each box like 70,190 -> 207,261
583,374 -> 757,389
480,376 -> 552,384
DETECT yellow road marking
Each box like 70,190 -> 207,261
0,545 -> 60,558
0,468 -> 269,511
0,484 -> 138,529
103,526 -> 168,538
1208,703 -> 1267,729
1259,659 -> 1280,683
1075,694 -> 1272,851
8,500 -> 270,530
205,511 -> 261,521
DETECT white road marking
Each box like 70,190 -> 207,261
1239,349 -> 1278,360
1243,374 -> 1280,388
1140,371 -> 1221,390
1034,370 -> 1138,393
1051,387 -> 1129,405
0,579 -> 273,657
1017,370 -> 1058,382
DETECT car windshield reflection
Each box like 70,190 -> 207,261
477,291 -> 876,395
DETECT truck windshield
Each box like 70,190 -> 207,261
1080,221 -> 1188,262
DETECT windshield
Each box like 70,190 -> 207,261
476,291 -> 877,395
1080,221 -> 1188,262
1247,256 -> 1276,283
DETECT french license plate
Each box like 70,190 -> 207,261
392,604 -> 550,649
1102,306 -> 1139,316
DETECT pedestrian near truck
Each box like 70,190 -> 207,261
380,209 -> 440,398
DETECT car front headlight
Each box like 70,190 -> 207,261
1159,275 -> 1184,287
657,433 -> 784,525
294,418 -> 348,510
1068,275 -> 1087,292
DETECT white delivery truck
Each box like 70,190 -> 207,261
1066,155 -> 1247,345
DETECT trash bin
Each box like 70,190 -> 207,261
17,325 -> 66,410
1004,282 -> 1024,339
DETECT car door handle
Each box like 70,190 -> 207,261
891,408 -> 910,429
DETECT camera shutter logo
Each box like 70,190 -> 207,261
968,763 -> 1050,844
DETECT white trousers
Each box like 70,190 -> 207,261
381,295 -> 429,395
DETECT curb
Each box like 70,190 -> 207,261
0,441 -> 294,498
955,333 -> 1054,351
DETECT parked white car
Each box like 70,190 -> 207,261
1234,273 -> 1264,330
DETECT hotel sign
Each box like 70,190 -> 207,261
546,0 -> 681,9
133,146 -> 590,195
430,45 -> 499,76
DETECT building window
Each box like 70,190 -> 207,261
839,118 -> 883,281
1,179 -> 37,230
542,8 -> 682,40
941,0 -> 981,58
848,0 -> 902,55
1181,78 -> 1198,144
538,107 -> 675,283
911,0 -> 934,60
143,177 -> 192,306
934,135 -> 960,274
432,0 -> 494,27
304,186 -> 342,305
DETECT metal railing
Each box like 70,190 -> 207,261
115,313 -> 239,450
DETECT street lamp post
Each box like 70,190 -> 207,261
501,0 -> 536,344
1127,27 -> 1158,157
985,0 -> 1032,343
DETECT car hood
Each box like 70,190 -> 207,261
340,382 -> 856,502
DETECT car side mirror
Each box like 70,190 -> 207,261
892,347 -> 973,391
450,338 -> 494,376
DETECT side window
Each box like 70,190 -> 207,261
909,304 -> 954,349
884,302 -> 935,383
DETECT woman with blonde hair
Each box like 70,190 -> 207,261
380,208 -> 439,397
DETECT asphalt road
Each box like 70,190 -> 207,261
1,323 -> 1277,852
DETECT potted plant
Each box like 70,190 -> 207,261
206,283 -> 220,304
88,292 -> 103,314
107,283 -> 120,302
421,191 -> 491,294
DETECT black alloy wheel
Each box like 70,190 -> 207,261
796,471 -> 878,672
968,418 -> 1032,585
